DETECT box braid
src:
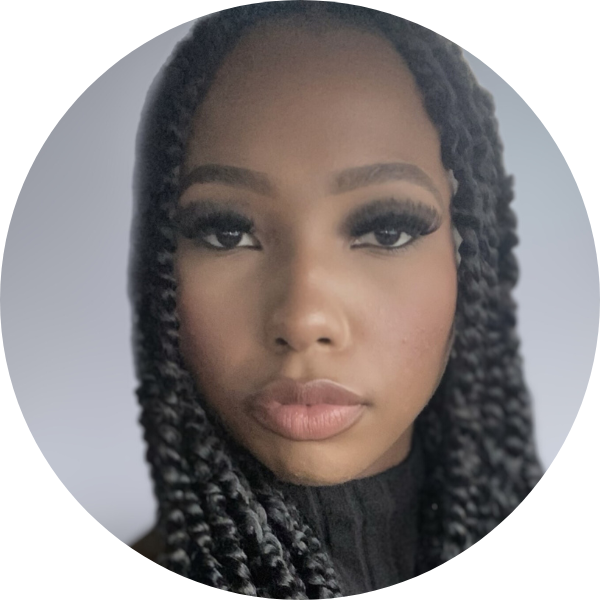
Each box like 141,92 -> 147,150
130,2 -> 543,596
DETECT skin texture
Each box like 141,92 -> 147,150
175,20 -> 458,486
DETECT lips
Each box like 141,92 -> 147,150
246,378 -> 367,441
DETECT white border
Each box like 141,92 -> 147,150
1,1 -> 598,598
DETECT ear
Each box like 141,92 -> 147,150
447,170 -> 462,266
452,225 -> 463,266
447,169 -> 459,195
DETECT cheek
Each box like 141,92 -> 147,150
175,255 -> 259,393
361,252 -> 457,398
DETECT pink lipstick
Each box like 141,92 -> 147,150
246,378 -> 366,441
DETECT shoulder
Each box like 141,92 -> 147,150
131,526 -> 165,563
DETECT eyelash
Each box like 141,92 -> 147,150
174,202 -> 440,253
348,206 -> 440,253
175,209 -> 260,251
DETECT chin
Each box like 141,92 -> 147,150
258,445 -> 362,487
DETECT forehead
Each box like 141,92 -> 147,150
184,19 -> 445,190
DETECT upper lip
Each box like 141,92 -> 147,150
247,378 -> 365,407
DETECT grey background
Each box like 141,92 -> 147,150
2,19 -> 597,545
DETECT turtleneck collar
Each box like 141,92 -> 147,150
276,438 -> 425,596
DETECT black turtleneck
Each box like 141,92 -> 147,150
277,439 -> 425,596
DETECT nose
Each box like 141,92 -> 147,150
265,248 -> 351,354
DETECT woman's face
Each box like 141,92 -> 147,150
175,21 -> 457,485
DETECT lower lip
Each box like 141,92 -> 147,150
250,402 -> 365,441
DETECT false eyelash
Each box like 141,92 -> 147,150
350,211 -> 438,239
346,198 -> 442,240
172,204 -> 256,243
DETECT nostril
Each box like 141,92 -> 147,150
274,336 -> 333,348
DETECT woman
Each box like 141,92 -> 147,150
130,2 -> 543,597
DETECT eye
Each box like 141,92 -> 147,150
202,229 -> 258,250
346,201 -> 441,253
172,204 -> 261,251
352,228 -> 413,249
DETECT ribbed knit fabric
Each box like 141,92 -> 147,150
277,439 -> 425,596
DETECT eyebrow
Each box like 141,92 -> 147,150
179,161 -> 443,205
180,164 -> 275,197
333,163 -> 443,205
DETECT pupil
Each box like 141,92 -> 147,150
216,230 -> 243,248
374,229 -> 400,246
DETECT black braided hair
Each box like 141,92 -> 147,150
130,2 -> 543,596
